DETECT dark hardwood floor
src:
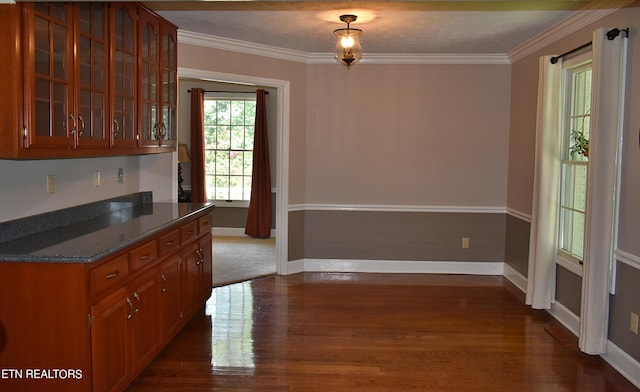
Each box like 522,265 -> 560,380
128,273 -> 639,391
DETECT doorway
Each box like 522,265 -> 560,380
178,67 -> 290,278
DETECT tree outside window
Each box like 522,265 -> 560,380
203,97 -> 256,202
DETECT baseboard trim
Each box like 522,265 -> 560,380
503,263 -> 527,293
283,259 -> 305,275
285,258 -> 503,275
213,227 -> 276,238
548,301 -> 580,337
603,341 -> 640,389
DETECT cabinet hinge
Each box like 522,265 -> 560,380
88,314 -> 94,329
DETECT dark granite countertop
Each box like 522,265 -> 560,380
0,193 -> 214,263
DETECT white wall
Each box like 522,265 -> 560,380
0,153 -> 175,222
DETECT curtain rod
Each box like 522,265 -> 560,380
550,27 -> 629,64
187,89 -> 268,94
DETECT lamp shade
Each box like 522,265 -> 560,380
178,144 -> 191,163
334,27 -> 362,67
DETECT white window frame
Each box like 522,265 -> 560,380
556,52 -> 592,277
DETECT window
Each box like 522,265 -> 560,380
203,96 -> 256,203
558,57 -> 591,266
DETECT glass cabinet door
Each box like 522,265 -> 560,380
26,2 -> 74,149
75,2 -> 108,148
111,3 -> 137,148
159,22 -> 177,145
138,10 -> 160,146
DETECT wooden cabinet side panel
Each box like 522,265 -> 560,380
0,263 -> 92,392
0,5 -> 24,158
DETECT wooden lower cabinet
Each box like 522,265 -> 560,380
181,232 -> 213,318
0,211 -> 213,392
199,233 -> 213,302
91,287 -> 130,392
128,268 -> 160,374
158,254 -> 183,342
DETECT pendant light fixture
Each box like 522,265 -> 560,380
334,14 -> 363,68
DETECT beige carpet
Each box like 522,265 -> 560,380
211,236 -> 276,287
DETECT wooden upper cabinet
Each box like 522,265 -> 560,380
22,3 -> 109,152
75,3 -> 110,149
23,2 -> 76,151
110,2 -> 138,149
0,2 -> 177,159
138,7 -> 177,148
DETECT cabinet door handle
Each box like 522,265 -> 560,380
165,241 -> 174,247
105,271 -> 119,280
161,274 -> 167,293
69,114 -> 77,136
139,253 -> 150,261
77,115 -> 85,136
133,292 -> 141,314
113,119 -> 120,138
195,249 -> 202,265
126,297 -> 133,320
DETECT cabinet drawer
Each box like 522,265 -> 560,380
129,240 -> 158,271
158,229 -> 180,257
180,220 -> 198,244
198,214 -> 212,235
91,254 -> 129,296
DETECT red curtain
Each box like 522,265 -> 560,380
190,88 -> 207,203
245,89 -> 272,238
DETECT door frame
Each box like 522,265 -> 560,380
177,67 -> 290,275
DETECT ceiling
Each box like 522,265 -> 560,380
146,0 -> 620,57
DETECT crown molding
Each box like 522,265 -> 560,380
308,52 -> 511,65
508,0 -> 634,62
178,30 -> 310,63
179,30 -> 510,65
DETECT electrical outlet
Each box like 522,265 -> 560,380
117,168 -> 124,184
94,170 -> 101,187
46,174 -> 55,194
631,312 -> 639,335
462,237 -> 470,249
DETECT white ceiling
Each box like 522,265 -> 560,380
147,0 -> 621,57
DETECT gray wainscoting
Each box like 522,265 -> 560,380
291,209 -> 505,262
